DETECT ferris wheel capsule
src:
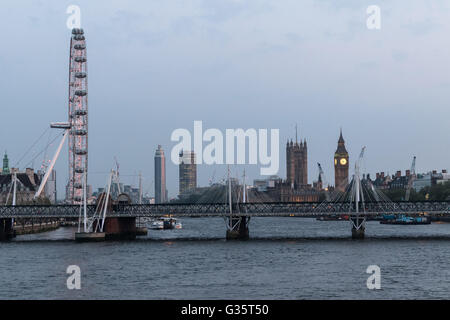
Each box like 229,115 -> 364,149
72,28 -> 84,35
74,109 -> 87,116
73,129 -> 87,135
74,56 -> 87,63
75,149 -> 87,155
75,72 -> 86,78
75,90 -> 87,96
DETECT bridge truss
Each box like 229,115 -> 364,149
1,201 -> 449,219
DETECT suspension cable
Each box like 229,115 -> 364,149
13,127 -> 50,168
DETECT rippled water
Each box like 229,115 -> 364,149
1,217 -> 450,299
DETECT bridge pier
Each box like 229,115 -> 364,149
226,216 -> 250,240
135,217 -> 148,236
76,217 -> 138,241
104,217 -> 137,240
75,231 -> 105,242
0,218 -> 14,241
350,216 -> 366,240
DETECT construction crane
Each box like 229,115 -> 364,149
317,163 -> 330,201
113,156 -> 121,195
209,169 -> 216,186
405,156 -> 416,201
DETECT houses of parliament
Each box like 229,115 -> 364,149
286,137 -> 308,189
256,129 -> 349,202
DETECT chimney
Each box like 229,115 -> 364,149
381,172 -> 385,178
26,168 -> 36,186
406,170 -> 410,176
376,173 -> 380,179
432,170 -> 437,175
396,170 -> 401,177
442,169 -> 447,174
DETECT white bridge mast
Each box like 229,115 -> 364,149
350,146 -> 366,239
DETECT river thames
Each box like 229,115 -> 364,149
1,217 -> 450,299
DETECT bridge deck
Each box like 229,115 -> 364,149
1,202 -> 449,219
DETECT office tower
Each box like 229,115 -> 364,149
179,150 -> 197,195
154,145 -> 167,203
44,169 -> 57,203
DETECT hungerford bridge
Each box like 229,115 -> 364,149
1,201 -> 450,219
1,200 -> 449,241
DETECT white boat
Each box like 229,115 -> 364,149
150,217 -> 182,230
150,219 -> 164,230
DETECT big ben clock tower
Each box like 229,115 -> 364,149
334,129 -> 349,192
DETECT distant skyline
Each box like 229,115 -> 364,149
1,1 -> 449,199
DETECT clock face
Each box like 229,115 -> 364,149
340,158 -> 347,165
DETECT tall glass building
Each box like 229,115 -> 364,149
154,145 -> 167,203
179,150 -> 197,196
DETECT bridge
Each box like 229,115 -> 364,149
1,200 -> 449,241
1,201 -> 450,219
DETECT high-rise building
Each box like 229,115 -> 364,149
179,150 -> 197,195
154,145 -> 167,203
334,129 -> 349,192
286,138 -> 308,189
40,169 -> 57,203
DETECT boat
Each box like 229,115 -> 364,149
380,214 -> 431,225
316,215 -> 349,221
150,217 -> 182,230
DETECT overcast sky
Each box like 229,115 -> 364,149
1,1 -> 449,199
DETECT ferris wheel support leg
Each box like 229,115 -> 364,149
34,129 -> 70,200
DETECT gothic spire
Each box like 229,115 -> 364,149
338,127 -> 345,144
336,128 -> 347,154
